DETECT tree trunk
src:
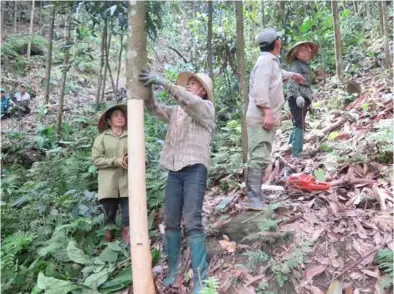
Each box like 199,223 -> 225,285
381,1 -> 391,68
207,0 -> 213,82
105,29 -> 116,98
1,2 -> 4,32
101,19 -> 109,102
56,10 -> 71,139
14,1 -> 17,32
95,24 -> 106,108
331,0 -> 343,82
378,1 -> 384,34
115,33 -> 124,101
261,0 -> 265,27
353,1 -> 359,14
44,5 -> 55,105
27,0 -> 35,58
126,1 -> 155,293
235,0 -> 248,163
38,0 -> 42,24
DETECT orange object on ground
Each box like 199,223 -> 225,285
285,173 -> 330,192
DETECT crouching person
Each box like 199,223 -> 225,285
139,70 -> 215,293
92,105 -> 130,244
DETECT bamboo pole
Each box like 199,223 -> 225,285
126,1 -> 155,293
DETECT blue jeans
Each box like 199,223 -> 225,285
164,164 -> 208,234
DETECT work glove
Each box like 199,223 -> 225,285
115,157 -> 127,169
296,96 -> 305,108
138,70 -> 170,88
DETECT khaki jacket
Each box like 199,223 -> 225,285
92,129 -> 128,200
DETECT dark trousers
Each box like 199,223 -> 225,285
288,96 -> 310,129
164,164 -> 208,234
101,198 -> 129,227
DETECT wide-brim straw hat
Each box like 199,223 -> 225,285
175,72 -> 214,103
97,104 -> 127,133
285,41 -> 319,64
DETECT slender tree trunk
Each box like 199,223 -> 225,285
115,34 -> 124,101
38,0 -> 42,24
105,29 -> 116,98
331,0 -> 343,82
378,1 -> 384,34
235,0 -> 248,163
27,0 -> 35,58
207,1 -> 213,82
96,24 -> 106,108
1,2 -> 4,32
101,19 -> 109,102
126,1 -> 155,293
261,0 -> 265,27
14,1 -> 17,32
381,1 -> 391,68
44,5 -> 55,104
56,10 -> 71,138
353,1 -> 359,14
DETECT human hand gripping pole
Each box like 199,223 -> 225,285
138,70 -> 170,88
296,96 -> 305,108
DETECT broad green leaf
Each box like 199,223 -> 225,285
328,131 -> 340,140
99,247 -> 119,263
151,248 -> 161,266
84,269 -> 109,290
67,240 -> 92,265
37,272 -> 78,294
107,242 -> 122,252
313,168 -> 326,182
100,266 -> 132,293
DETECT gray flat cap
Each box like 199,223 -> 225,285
255,28 -> 283,46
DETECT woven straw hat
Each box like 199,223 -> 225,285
285,41 -> 318,64
175,72 -> 214,103
97,104 -> 127,133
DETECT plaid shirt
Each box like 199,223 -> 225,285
145,84 -> 215,171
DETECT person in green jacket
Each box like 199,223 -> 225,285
285,41 -> 318,158
92,105 -> 129,243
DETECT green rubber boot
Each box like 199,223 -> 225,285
188,231 -> 208,294
291,127 -> 304,158
163,229 -> 181,287
246,167 -> 264,210
288,130 -> 294,144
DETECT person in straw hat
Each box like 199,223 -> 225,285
92,104 -> 130,244
245,28 -> 305,210
285,41 -> 318,158
139,70 -> 214,293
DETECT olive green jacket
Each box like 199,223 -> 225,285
92,129 -> 128,200
287,60 -> 313,102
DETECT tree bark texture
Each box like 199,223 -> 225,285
27,0 -> 35,58
44,5 -> 56,104
235,0 -> 249,163
56,10 -> 71,138
126,1 -> 155,292
331,0 -> 343,82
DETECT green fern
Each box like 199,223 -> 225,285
376,248 -> 394,274
243,250 -> 269,269
200,277 -> 220,294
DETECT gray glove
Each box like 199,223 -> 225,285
138,70 -> 170,88
296,96 -> 305,108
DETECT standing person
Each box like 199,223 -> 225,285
1,88 -> 16,119
92,105 -> 130,244
246,28 -> 305,210
138,70 -> 215,294
285,41 -> 318,158
14,85 -> 31,117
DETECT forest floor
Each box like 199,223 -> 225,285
1,25 -> 393,294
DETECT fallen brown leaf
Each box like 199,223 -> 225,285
304,264 -> 327,280
218,239 -> 236,253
